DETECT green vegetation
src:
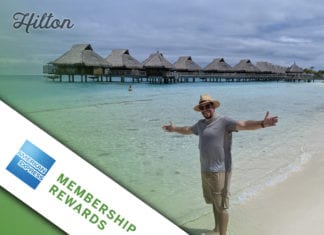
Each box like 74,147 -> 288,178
303,66 -> 324,79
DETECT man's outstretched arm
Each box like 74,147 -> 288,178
236,111 -> 278,131
162,121 -> 193,135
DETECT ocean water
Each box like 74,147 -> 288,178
1,75 -> 324,227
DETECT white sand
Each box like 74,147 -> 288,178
229,151 -> 324,235
184,141 -> 324,235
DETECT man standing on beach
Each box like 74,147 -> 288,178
162,94 -> 278,235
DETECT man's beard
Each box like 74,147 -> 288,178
202,110 -> 214,119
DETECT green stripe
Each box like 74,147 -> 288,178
0,187 -> 65,235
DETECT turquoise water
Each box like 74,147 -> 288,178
1,75 -> 324,226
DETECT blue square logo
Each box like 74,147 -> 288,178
6,140 -> 56,189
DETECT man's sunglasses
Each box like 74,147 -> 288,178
199,103 -> 213,111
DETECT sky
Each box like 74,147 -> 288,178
1,0 -> 324,74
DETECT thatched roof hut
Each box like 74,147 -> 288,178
204,58 -> 232,72
273,65 -> 288,74
52,44 -> 109,67
142,51 -> 175,77
256,62 -> 288,74
233,59 -> 260,73
173,56 -> 201,72
255,62 -> 273,73
142,51 -> 174,70
51,44 -> 109,75
106,49 -> 143,69
286,62 -> 303,73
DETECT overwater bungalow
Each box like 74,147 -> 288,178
201,58 -> 233,82
233,59 -> 260,73
255,62 -> 275,73
255,61 -> 291,81
142,51 -> 175,78
105,49 -> 145,78
274,65 -> 288,74
203,58 -> 232,73
45,44 -> 109,82
256,62 -> 287,74
286,62 -> 304,74
173,56 -> 202,82
229,59 -> 262,81
284,62 -> 307,81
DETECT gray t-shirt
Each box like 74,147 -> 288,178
191,115 -> 237,172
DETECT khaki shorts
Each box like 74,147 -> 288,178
201,172 -> 231,210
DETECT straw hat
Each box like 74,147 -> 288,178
193,94 -> 220,112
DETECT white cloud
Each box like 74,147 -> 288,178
278,36 -> 312,44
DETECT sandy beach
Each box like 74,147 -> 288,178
184,129 -> 324,235
230,148 -> 324,235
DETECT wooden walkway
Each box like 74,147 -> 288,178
45,71 -> 319,84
